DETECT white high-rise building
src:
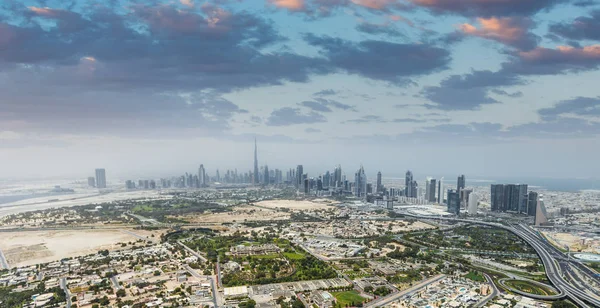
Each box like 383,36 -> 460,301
468,195 -> 478,215
198,164 -> 206,186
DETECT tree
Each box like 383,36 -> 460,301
551,300 -> 577,308
116,289 -> 126,297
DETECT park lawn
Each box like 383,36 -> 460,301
464,271 -> 485,282
252,254 -> 280,260
332,290 -> 366,306
283,252 -> 306,260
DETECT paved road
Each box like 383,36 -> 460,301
364,274 -> 446,307
183,264 -> 218,308
178,241 -> 208,262
110,276 -> 122,289
475,274 -> 499,307
0,247 -> 9,269
400,213 -> 600,307
60,277 -> 72,308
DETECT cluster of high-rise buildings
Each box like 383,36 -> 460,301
86,168 -> 106,189
87,140 -> 548,222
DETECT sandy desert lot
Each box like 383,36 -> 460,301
0,190 -> 172,218
180,205 -> 291,223
542,231 -> 600,253
254,199 -> 336,211
0,229 -> 156,268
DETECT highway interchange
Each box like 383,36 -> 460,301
400,212 -> 600,307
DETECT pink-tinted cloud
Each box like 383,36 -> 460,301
268,0 -> 306,11
459,17 -> 538,50
351,0 -> 396,10
519,45 -> 600,62
388,14 -> 414,26
180,0 -> 195,8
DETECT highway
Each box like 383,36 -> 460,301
399,212 -> 600,307
0,247 -> 9,269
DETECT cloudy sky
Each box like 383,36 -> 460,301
1,0 -> 600,180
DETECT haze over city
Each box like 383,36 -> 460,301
2,1 -> 600,308
2,0 -> 600,179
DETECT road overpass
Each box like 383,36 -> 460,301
399,212 -> 600,307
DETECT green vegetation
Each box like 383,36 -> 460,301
331,290 -> 366,307
464,271 -> 485,282
503,279 -> 558,296
551,300 -> 577,308
283,252 -> 306,260
405,226 -> 536,254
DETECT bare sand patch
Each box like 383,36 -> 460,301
542,231 -> 600,253
179,205 -> 290,224
0,229 -> 152,268
255,199 -> 335,211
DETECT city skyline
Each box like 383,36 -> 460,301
2,0 -> 600,179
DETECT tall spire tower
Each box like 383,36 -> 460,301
253,138 -> 259,185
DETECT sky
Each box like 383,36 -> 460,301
1,0 -> 600,180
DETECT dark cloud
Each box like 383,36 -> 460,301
355,22 -> 406,37
549,10 -> 600,42
266,107 -> 327,126
490,89 -> 524,97
504,45 -> 600,75
421,70 -> 525,110
304,34 -> 451,85
409,0 -> 567,17
299,98 -> 355,112
345,115 -> 385,123
538,96 -> 600,120
314,89 -> 338,96
573,0 -> 599,7
392,118 -> 427,123
0,3 -> 331,92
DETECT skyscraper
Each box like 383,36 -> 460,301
296,165 -> 304,188
535,194 -> 549,226
87,177 -> 96,187
95,168 -> 106,189
376,171 -> 382,193
427,178 -> 437,203
333,165 -> 342,188
354,165 -> 367,199
198,164 -> 206,186
263,165 -> 270,185
405,171 -> 413,197
437,177 -> 444,204
447,189 -> 460,215
490,184 -> 505,211
457,175 -> 465,193
468,194 -> 478,215
518,184 -> 528,214
527,191 -> 538,216
253,138 -> 259,185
